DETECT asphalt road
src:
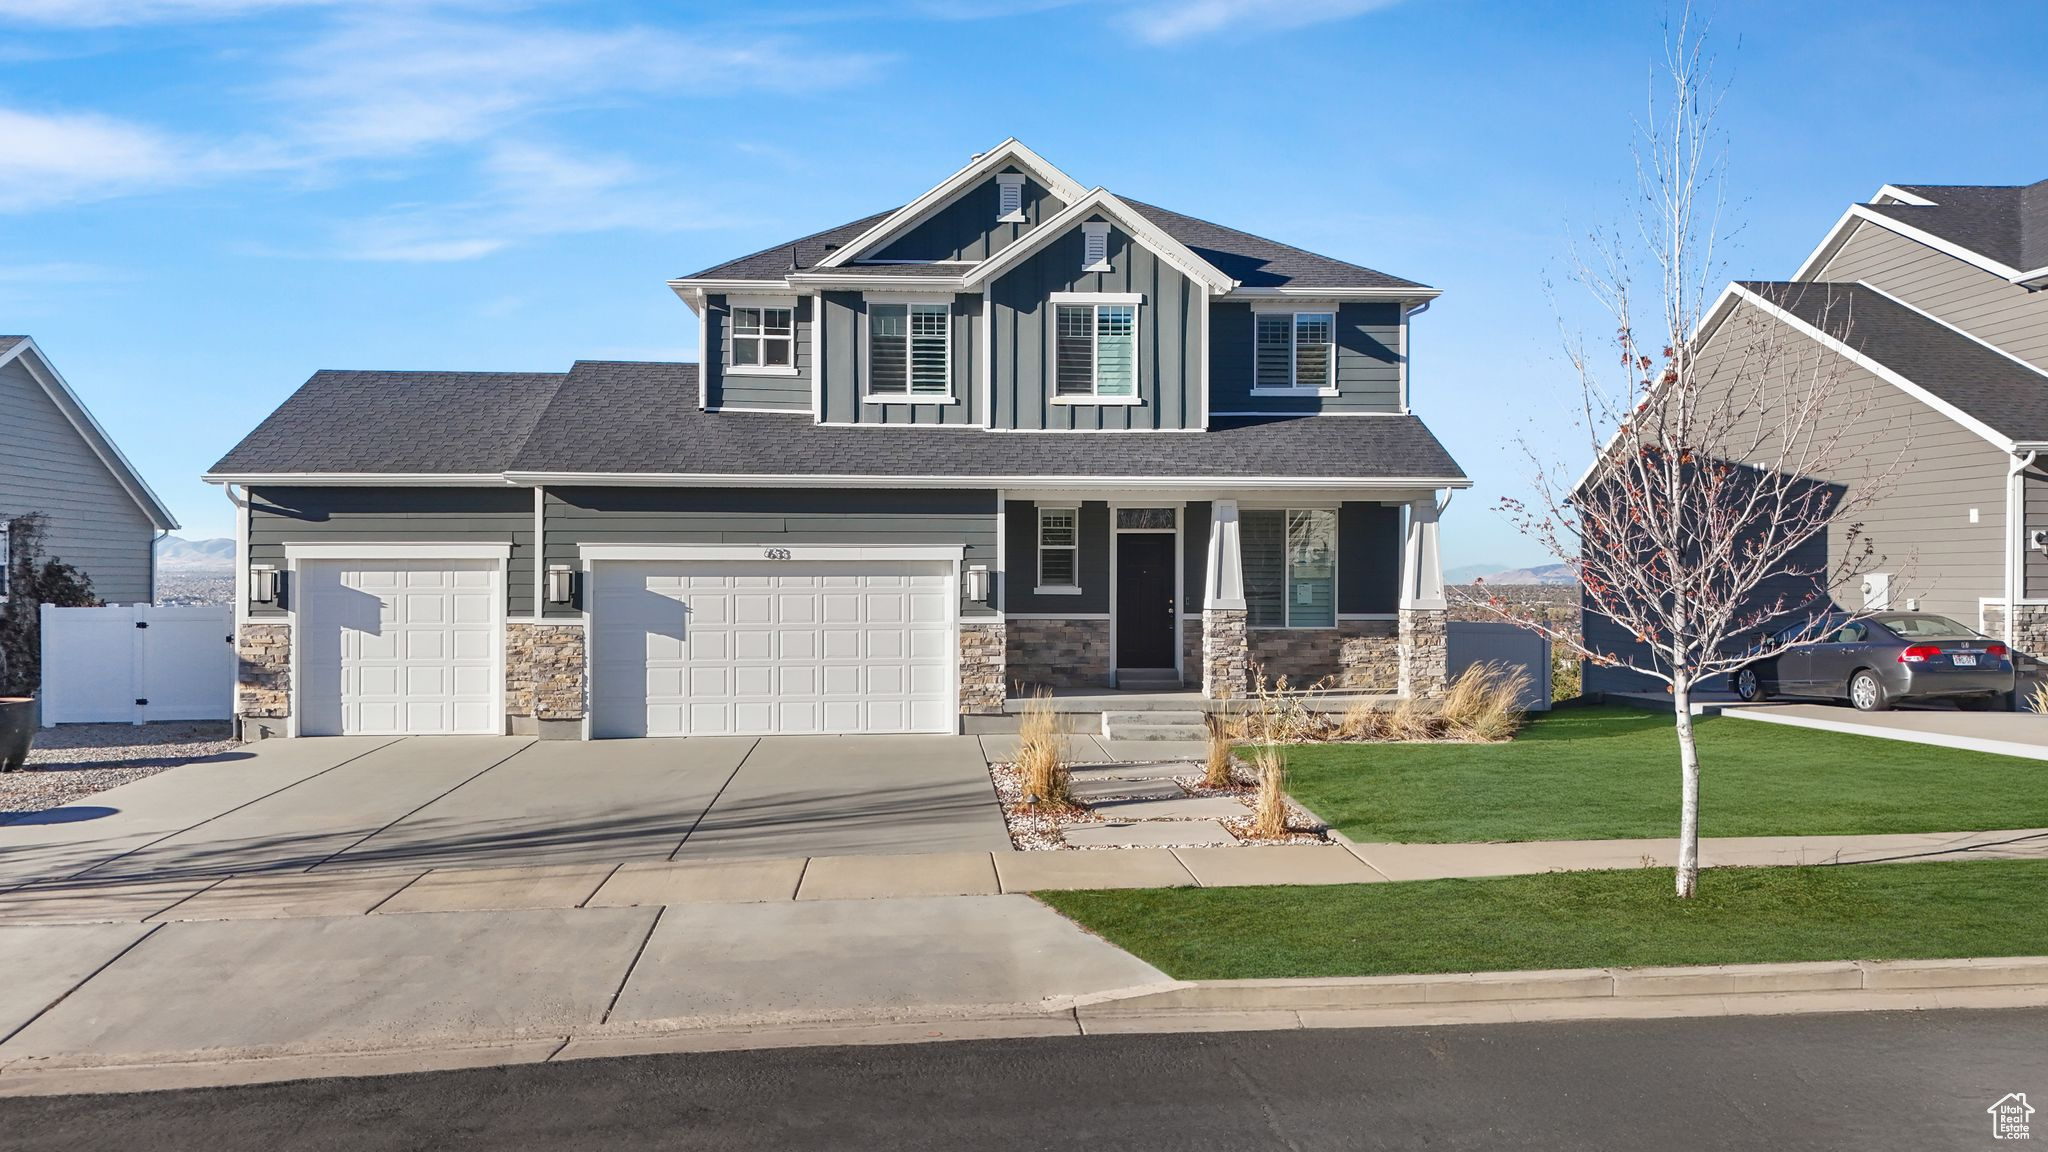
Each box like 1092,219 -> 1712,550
4,1009 -> 2042,1150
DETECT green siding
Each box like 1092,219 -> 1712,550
246,486 -> 535,619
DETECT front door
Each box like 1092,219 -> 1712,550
1116,533 -> 1176,669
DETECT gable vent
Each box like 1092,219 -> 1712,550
1082,222 -> 1112,272
996,173 -> 1026,222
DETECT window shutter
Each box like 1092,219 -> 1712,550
1081,222 -> 1111,271
1255,313 -> 1292,389
909,303 -> 949,395
996,174 -> 1025,221
870,303 -> 908,393
1055,305 -> 1095,396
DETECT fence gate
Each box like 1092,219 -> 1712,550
39,604 -> 236,725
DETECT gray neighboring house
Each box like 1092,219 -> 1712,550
208,140 -> 1467,740
0,336 -> 179,606
1582,177 -> 2048,696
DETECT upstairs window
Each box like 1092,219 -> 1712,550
996,173 -> 1027,222
1081,222 -> 1112,271
868,301 -> 951,397
1242,508 -> 1337,628
1054,299 -> 1138,401
1254,310 -> 1336,392
1038,507 -> 1079,589
730,305 -> 794,371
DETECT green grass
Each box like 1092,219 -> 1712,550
1283,704 -> 2048,843
1039,860 -> 2048,980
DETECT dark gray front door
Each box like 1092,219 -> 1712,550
1116,533 -> 1176,669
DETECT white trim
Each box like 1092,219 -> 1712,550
995,172 -> 1028,223
207,472 -> 512,486
230,485 -> 251,626
1873,184 -> 1936,206
815,139 -> 1089,269
994,489 -> 1007,614
811,288 -> 826,422
506,471 -> 1474,491
964,188 -> 1236,294
1032,586 -> 1084,596
696,289 -> 710,411
725,299 -> 798,376
1198,285 -> 1211,430
1226,287 -> 1440,302
1252,307 -> 1338,394
1081,221 -> 1112,272
724,366 -> 802,378
861,295 -> 955,402
706,405 -> 815,415
1050,396 -> 1144,406
1793,203 -> 2048,288
1049,297 -> 1143,403
532,485 -> 546,618
864,395 -> 959,405
1209,410 -> 1401,417
1049,291 -> 1144,305
578,543 -> 966,563
727,293 -> 799,310
283,542 -> 513,561
1249,388 -> 1340,398
1,339 -> 179,530
1036,504 -> 1079,591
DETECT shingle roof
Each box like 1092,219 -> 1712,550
1741,280 -> 2048,442
1867,180 -> 2048,273
683,209 -> 894,280
497,360 -> 1462,480
0,336 -> 26,356
209,370 -> 566,475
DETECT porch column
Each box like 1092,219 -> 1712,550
1201,499 -> 1249,699
1399,495 -> 1449,699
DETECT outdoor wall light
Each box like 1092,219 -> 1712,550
249,565 -> 278,605
964,564 -> 991,604
545,564 -> 575,605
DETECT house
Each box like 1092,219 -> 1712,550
1,337 -> 179,606
1582,177 -> 2048,696
207,140 -> 1466,740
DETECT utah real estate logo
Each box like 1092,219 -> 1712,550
1990,1093 -> 2035,1140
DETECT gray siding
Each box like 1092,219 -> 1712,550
1183,501 -> 1210,608
1209,303 -> 1404,414
1818,221 -> 2048,371
247,486 -> 536,619
871,170 -> 1066,263
2024,469 -> 2048,603
1003,500 -> 1110,614
817,291 -> 984,426
704,293 -> 813,412
0,356 -> 157,604
988,220 -> 1203,430
544,487 -> 997,620
1338,502 -> 1402,613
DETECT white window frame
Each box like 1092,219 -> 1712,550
1242,506 -> 1340,630
726,296 -> 799,378
1035,506 -> 1082,595
0,518 -> 11,602
1048,291 -> 1144,407
995,173 -> 1027,223
1081,222 -> 1112,272
1250,305 -> 1340,397
861,295 -> 957,404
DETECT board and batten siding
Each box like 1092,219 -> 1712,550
1337,503 -> 1403,613
817,292 -> 985,426
544,487 -> 997,620
988,221 -> 1203,431
0,356 -> 158,604
871,170 -> 1067,263
1209,302 -> 1405,414
1817,221 -> 2048,371
246,487 -> 536,619
703,293 -> 813,412
1003,500 -> 1111,615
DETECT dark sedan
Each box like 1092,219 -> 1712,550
1729,612 -> 2014,711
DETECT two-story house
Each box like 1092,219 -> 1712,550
1582,176 -> 2048,700
209,141 -> 1467,739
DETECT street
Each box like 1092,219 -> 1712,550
3,1009 -> 2039,1150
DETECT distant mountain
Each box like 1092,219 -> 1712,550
1445,562 -> 1506,584
155,536 -> 234,572
1470,563 -> 1576,586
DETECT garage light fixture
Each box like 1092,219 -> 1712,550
546,564 -> 575,604
249,565 -> 278,605
964,564 -> 991,604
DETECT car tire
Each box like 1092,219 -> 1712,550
1849,669 -> 1890,712
1732,667 -> 1765,703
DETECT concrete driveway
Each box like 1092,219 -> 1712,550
0,735 -> 1011,888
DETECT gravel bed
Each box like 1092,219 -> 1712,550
4,721 -> 238,823
988,758 -> 1326,851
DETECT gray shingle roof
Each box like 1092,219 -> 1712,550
209,370 -> 565,475
1742,280 -> 2048,442
502,360 -> 1463,480
0,336 -> 26,356
1868,180 -> 2048,273
683,209 -> 894,280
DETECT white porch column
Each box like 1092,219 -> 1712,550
1204,499 -> 1246,609
1400,496 -> 1447,610
1399,495 -> 1449,698
1201,500 -> 1249,699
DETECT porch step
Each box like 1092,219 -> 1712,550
1101,709 -> 1208,742
1115,669 -> 1184,690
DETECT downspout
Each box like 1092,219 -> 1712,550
2007,451 -> 2037,648
149,528 -> 170,606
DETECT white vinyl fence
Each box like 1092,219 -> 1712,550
1446,620 -> 1552,711
39,604 -> 236,725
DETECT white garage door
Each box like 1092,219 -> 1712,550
590,561 -> 955,738
296,559 -> 501,736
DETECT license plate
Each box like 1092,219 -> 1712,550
1952,654 -> 1978,667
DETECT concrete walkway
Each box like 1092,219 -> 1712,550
1722,703 -> 2048,762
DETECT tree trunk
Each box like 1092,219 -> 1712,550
1672,675 -> 1701,898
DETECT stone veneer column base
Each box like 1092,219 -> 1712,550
1399,608 -> 1449,700
959,621 -> 1007,715
235,622 -> 292,740
1004,618 -> 1111,693
1202,608 -> 1249,700
506,623 -> 587,736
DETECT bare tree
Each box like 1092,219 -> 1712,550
1471,12 -> 1902,898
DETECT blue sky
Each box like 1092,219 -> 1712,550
4,0 -> 2044,567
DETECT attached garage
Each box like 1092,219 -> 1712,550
587,553 -> 958,738
292,551 -> 506,736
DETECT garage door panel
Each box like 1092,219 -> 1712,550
299,558 -> 501,737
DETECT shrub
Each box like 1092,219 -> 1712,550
1250,745 -> 1289,839
1203,712 -> 1235,788
1439,662 -> 1530,742
1015,688 -> 1071,806
0,514 -> 99,697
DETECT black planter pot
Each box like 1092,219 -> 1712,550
0,697 -> 36,772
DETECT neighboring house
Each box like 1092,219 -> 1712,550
208,140 -> 1467,740
0,337 -> 179,606
1582,177 -> 2048,696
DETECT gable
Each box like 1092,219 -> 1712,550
0,343 -> 176,531
816,139 -> 1087,269
869,168 -> 1067,263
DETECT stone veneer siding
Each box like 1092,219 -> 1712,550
1006,617 -> 1110,692
235,622 -> 292,739
959,621 -> 1006,713
1247,620 -> 1400,692
1201,608 -> 1249,699
1399,608 -> 1450,699
506,623 -> 587,722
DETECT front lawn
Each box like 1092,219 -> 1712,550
1039,860 -> 2048,980
1283,704 -> 2048,843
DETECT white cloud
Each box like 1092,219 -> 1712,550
1117,0 -> 1407,43
0,107 -> 187,210
0,0 -> 349,25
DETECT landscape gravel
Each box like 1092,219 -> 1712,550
3,721 -> 237,822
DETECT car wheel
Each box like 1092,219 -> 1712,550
1732,667 -> 1764,702
1849,669 -> 1890,712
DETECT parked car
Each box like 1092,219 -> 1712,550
1729,613 -> 2013,712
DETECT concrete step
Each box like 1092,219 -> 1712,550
1102,710 -> 1206,727
1067,777 -> 1184,802
1102,723 -> 1209,742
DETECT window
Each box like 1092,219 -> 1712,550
996,173 -> 1026,222
0,519 -> 10,601
1254,311 -> 1336,392
730,305 -> 794,371
1054,302 -> 1137,400
1081,222 -> 1112,271
1242,509 -> 1337,628
1038,508 -> 1079,589
868,301 -> 950,397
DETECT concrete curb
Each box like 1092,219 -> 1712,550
1721,706 -> 2048,762
3,957 -> 2045,1097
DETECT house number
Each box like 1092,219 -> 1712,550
763,548 -> 792,560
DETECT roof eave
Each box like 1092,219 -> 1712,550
1224,286 -> 1441,302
